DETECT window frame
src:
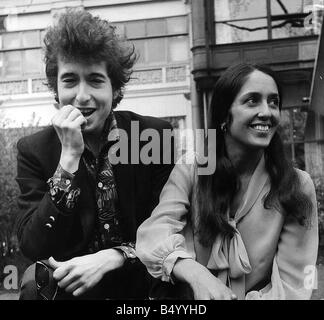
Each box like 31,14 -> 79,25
0,28 -> 44,79
214,0 -> 319,44
113,15 -> 189,67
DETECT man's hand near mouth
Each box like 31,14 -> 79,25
52,104 -> 87,173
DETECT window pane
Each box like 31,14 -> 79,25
215,19 -> 267,44
23,49 -> 42,75
147,19 -> 166,36
272,18 -> 313,38
4,51 -> 22,77
113,23 -> 125,36
125,21 -> 145,38
167,16 -> 187,34
215,0 -> 267,21
271,0 -> 304,15
279,109 -> 293,143
0,52 -> 3,76
40,29 -> 46,43
168,36 -> 188,62
132,39 -> 145,64
147,38 -> 166,63
22,30 -> 39,47
2,32 -> 20,49
292,108 -> 307,142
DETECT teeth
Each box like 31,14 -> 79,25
251,125 -> 270,131
80,109 -> 95,116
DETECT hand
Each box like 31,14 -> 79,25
52,105 -> 87,173
48,249 -> 125,297
172,258 -> 236,300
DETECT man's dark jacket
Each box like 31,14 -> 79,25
15,111 -> 174,298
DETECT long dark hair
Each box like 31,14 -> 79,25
195,63 -> 312,247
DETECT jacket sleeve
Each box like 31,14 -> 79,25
15,137 -> 79,261
136,155 -> 196,282
246,171 -> 319,300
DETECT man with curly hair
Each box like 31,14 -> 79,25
16,9 -> 174,300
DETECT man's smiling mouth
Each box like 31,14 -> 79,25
78,108 -> 96,117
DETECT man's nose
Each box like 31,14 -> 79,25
75,82 -> 91,105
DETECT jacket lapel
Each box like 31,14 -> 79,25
113,112 -> 137,240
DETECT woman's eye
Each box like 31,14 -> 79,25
269,99 -> 279,108
246,98 -> 257,105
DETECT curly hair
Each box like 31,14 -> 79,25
43,9 -> 137,108
195,63 -> 313,247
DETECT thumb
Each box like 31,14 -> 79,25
48,256 -> 63,270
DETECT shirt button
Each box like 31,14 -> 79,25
45,223 -> 52,229
104,223 -> 110,231
49,216 -> 55,222
98,182 -> 103,189
65,179 -> 71,185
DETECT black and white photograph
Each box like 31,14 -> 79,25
0,0 -> 323,305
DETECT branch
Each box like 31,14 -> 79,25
222,18 -> 305,32
276,0 -> 289,14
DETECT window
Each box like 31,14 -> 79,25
0,29 -> 43,78
279,107 -> 308,169
114,16 -> 189,66
23,49 -> 42,75
168,36 -> 189,62
4,51 -> 21,77
214,0 -> 322,44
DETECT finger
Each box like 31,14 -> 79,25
66,108 -> 83,122
53,265 -> 71,281
57,272 -> 79,289
52,105 -> 76,125
72,285 -> 88,297
72,115 -> 87,129
65,280 -> 82,294
48,257 -> 64,270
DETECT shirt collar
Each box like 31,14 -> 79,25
102,110 -> 120,143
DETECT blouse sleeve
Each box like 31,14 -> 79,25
136,155 -> 196,282
246,171 -> 319,300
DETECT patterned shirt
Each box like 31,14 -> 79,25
47,111 -> 135,256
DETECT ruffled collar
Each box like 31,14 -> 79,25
198,155 -> 270,299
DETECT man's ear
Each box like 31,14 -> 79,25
113,90 -> 120,100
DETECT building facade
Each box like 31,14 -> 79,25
191,0 -> 324,179
0,0 -> 323,179
0,0 -> 192,134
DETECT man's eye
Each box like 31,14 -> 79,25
62,78 -> 75,83
91,78 -> 104,84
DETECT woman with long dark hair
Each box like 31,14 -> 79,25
136,63 -> 318,300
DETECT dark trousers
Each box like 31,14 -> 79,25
19,260 -> 152,300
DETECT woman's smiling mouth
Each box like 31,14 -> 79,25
250,124 -> 272,132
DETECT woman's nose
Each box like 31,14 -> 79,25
257,101 -> 272,118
